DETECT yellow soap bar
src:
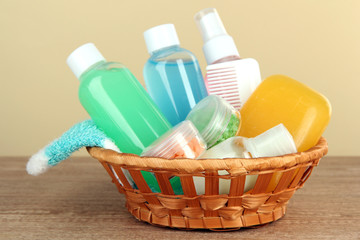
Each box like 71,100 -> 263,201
238,75 -> 331,152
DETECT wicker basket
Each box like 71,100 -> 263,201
87,137 -> 328,231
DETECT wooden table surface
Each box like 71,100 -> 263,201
1,156 -> 359,239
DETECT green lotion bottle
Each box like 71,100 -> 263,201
67,43 -> 172,192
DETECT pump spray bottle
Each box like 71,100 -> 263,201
194,8 -> 262,109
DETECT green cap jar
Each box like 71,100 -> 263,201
186,95 -> 241,148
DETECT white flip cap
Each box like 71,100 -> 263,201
194,8 -> 239,64
244,124 -> 297,158
67,43 -> 106,79
144,24 -> 180,54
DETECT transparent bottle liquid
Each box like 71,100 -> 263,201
143,24 -> 208,126
67,43 -> 172,190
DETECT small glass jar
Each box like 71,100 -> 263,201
141,120 -> 207,194
186,95 -> 241,148
142,120 -> 207,159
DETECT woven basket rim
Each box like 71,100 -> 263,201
87,137 -> 328,174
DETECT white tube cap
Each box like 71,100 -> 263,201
244,124 -> 297,158
144,24 -> 180,54
194,8 -> 239,64
67,43 -> 105,79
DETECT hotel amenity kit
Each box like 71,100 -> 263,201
27,8 -> 331,230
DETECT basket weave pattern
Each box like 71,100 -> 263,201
88,137 -> 328,230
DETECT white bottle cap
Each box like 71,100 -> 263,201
66,43 -> 106,79
144,24 -> 180,54
244,124 -> 297,158
194,8 -> 239,64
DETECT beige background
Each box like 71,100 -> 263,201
1,0 -> 359,156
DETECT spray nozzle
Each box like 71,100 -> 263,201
194,8 -> 228,43
194,8 -> 239,64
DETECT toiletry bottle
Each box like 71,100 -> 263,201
67,43 -> 172,191
194,124 -> 297,195
67,43 -> 172,154
194,8 -> 261,109
143,24 -> 208,126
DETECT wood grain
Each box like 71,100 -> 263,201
1,156 -> 359,239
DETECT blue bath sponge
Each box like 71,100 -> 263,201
27,119 -> 120,175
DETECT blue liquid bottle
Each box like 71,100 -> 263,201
143,24 -> 208,126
